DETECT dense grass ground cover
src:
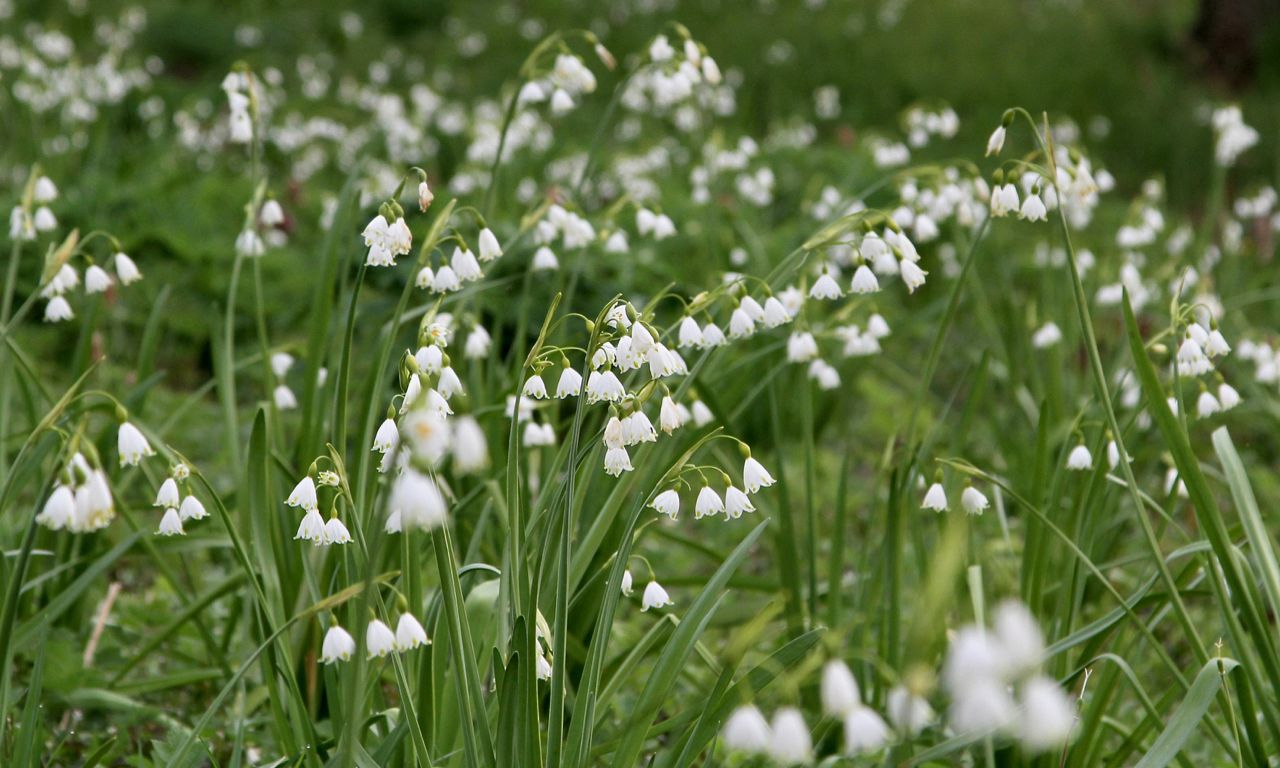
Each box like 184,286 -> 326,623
3,1 -> 1280,766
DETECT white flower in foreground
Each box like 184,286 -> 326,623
722,705 -> 771,755
1197,389 -> 1220,418
641,580 -> 673,611
323,517 -> 352,545
604,416 -> 624,450
157,508 -> 184,536
960,485 -> 989,515
822,660 -> 861,717
114,252 -> 142,284
555,367 -> 582,398
586,370 -> 625,403
179,495 -> 207,521
33,176 -> 58,203
844,706 -> 891,754
677,316 -> 704,348
763,297 -> 791,328
431,265 -> 461,293
522,375 -> 548,399
652,213 -> 676,240
786,332 -> 819,363
418,180 -> 435,211
453,416 -> 489,474
921,482 -> 948,512
550,88 -> 575,115
452,247 -> 483,281
768,708 -> 813,764
373,418 -> 399,454
695,486 -> 724,519
1019,192 -> 1048,222
477,228 -> 503,261
396,614 -> 429,650
809,273 -> 842,300
1065,444 -> 1092,471
366,619 -> 397,658
740,295 -> 766,321
991,183 -> 1019,217
687,324 -> 718,353
154,478 -> 180,508
274,385 -> 298,410
390,469 -> 448,532
295,509 -> 325,543
287,476 -> 318,510
260,199 -> 284,226
1176,335 -> 1212,376
117,422 -> 154,466
724,486 -> 755,518
415,266 -> 435,290
886,686 -> 934,735
1017,676 -> 1076,751
85,265 -> 112,294
1218,382 -> 1241,410
650,489 -> 680,518
994,600 -> 1045,675
950,679 -> 1017,736
321,624 -> 356,664
743,457 -> 774,493
37,486 -> 75,530
415,344 -> 443,374
466,325 -> 491,359
33,206 -> 57,232
659,396 -> 684,434
604,447 -> 633,476
809,359 -> 841,390
868,313 -> 891,339
621,569 -> 634,596
1205,329 -> 1231,358
1032,322 -> 1062,349
236,228 -> 265,258
850,264 -> 880,294
899,259 -> 927,293
985,125 -> 1006,156
44,296 -> 73,322
943,626 -> 1006,692
727,308 -> 755,339
270,352 -> 295,378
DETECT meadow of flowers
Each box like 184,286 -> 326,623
3,1 -> 1280,766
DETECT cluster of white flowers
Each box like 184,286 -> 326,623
723,659 -> 931,764
320,612 -> 430,664
222,70 -> 255,145
1170,319 -> 1239,420
153,463 -> 209,537
287,470 -> 352,546
1212,105 -> 1258,167
986,122 -> 1110,229
920,476 -> 990,516
620,34 -> 722,116
942,600 -> 1077,752
519,51 -> 599,117
902,103 -> 959,148
721,704 -> 812,764
39,252 -> 141,323
0,10 -> 154,156
36,451 -> 117,533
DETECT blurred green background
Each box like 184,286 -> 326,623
5,0 -> 1280,385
